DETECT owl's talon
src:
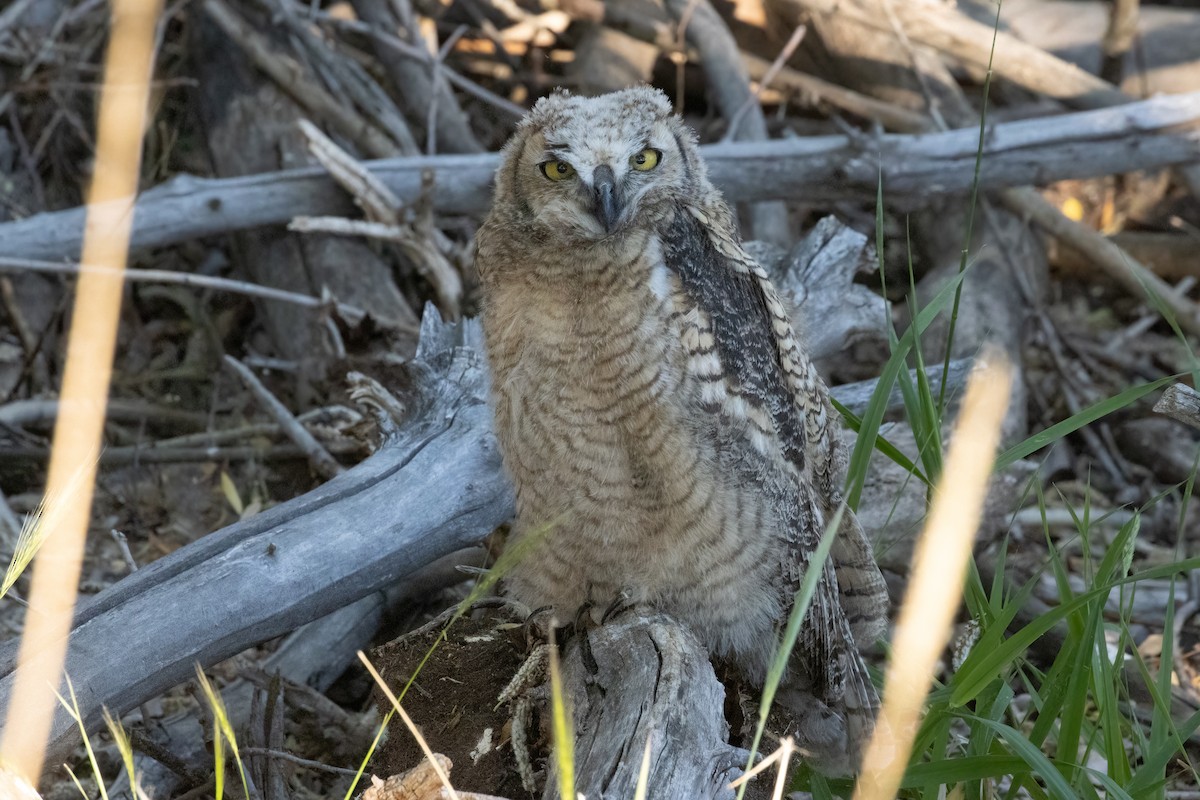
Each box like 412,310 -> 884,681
600,591 -> 634,624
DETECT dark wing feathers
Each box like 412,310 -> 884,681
661,199 -> 889,765
661,205 -> 808,474
661,205 -> 847,694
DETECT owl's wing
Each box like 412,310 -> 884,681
661,201 -> 886,752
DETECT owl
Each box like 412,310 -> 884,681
475,86 -> 888,774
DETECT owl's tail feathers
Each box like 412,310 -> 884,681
832,506 -> 890,649
842,648 -> 880,772
775,650 -> 878,777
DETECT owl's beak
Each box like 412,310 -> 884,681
591,165 -> 621,232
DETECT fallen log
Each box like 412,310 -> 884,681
0,311 -> 515,768
0,92 -> 1197,261
550,611 -> 746,799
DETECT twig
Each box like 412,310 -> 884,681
722,25 -> 807,144
1035,316 -> 1128,487
0,398 -> 207,429
0,0 -> 37,37
1106,277 -> 1198,351
879,0 -> 953,128
173,777 -> 216,800
222,356 -> 345,480
427,25 -> 470,156
201,0 -> 401,159
0,256 -> 395,331
110,530 -> 139,573
128,728 -> 210,787
298,119 -> 463,317
1001,186 -> 1200,337
742,54 -> 931,133
239,747 -> 358,776
0,0 -> 77,118
0,276 -> 49,393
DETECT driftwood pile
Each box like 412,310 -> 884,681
1,0 -> 1199,796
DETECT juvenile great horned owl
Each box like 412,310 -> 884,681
475,87 -> 888,773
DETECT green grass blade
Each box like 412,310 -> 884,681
195,665 -> 251,800
54,676 -> 110,800
547,635 -> 576,800
995,377 -> 1176,469
103,708 -> 140,800
342,710 -> 394,800
952,558 -> 1200,706
831,398 -> 930,487
959,715 -> 1079,800
844,268 -> 970,509
736,505 -> 843,800
901,754 -> 1029,787
937,0 -> 1000,419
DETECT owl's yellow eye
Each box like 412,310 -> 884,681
540,160 -> 576,181
630,148 -> 661,171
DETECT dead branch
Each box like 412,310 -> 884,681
0,311 -> 515,768
1001,186 -> 1200,337
0,257 -> 381,329
663,0 -> 790,244
222,355 -> 345,480
1,92 -> 1197,262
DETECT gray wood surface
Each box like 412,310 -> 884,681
0,311 -> 515,767
550,611 -> 744,800
0,92 -> 1197,261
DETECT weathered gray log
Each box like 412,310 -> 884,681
108,547 -> 484,800
1,92 -> 1198,260
0,311 -> 514,768
752,216 -> 890,378
1154,383 -> 1200,431
548,611 -> 745,800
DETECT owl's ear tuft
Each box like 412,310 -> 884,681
634,85 -> 674,117
522,89 -> 575,130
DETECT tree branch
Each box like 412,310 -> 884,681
1,92 -> 1197,261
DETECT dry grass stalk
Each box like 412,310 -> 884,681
0,0 -> 163,782
853,349 -> 1015,800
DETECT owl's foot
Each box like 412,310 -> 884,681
774,684 -> 858,778
497,639 -> 550,793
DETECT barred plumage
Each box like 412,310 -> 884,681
476,86 -> 888,773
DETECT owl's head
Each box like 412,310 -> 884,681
493,87 -> 704,241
